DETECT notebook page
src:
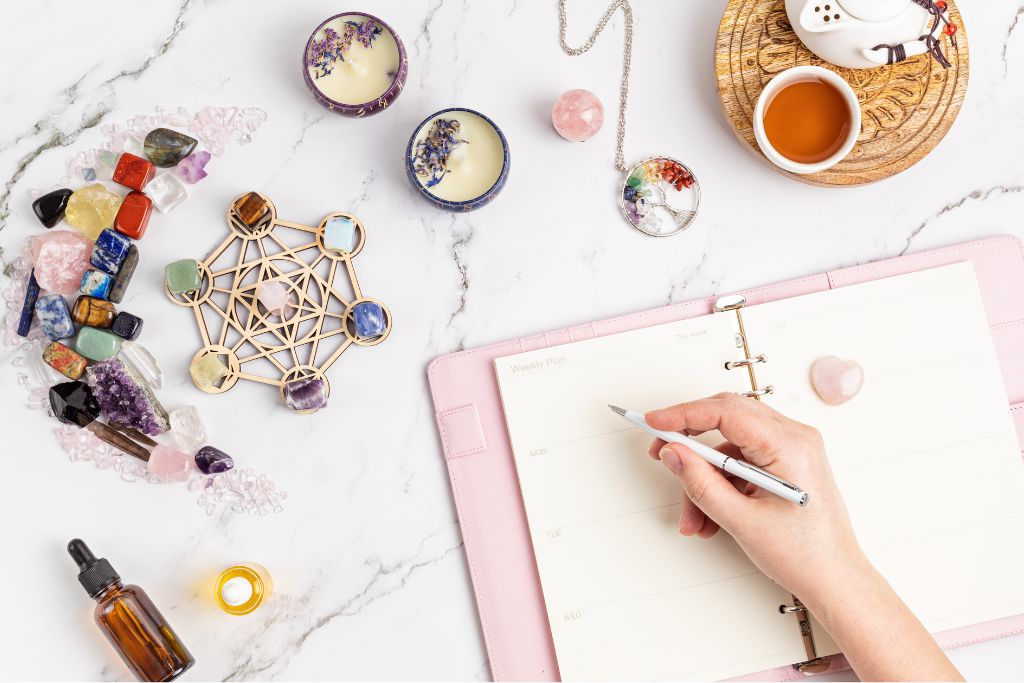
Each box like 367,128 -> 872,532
495,314 -> 811,681
745,262 -> 1024,652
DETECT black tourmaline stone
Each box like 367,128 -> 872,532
32,188 -> 74,228
49,381 -> 101,427
143,128 -> 198,168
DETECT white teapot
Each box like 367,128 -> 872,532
785,0 -> 951,69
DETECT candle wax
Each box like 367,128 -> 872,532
307,15 -> 400,105
413,111 -> 505,202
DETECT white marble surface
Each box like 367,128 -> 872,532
1,1 -> 1023,680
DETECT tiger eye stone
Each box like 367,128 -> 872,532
43,341 -> 88,380
233,192 -> 268,227
72,295 -> 116,328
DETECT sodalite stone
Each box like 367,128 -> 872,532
35,294 -> 75,341
144,128 -> 198,168
80,270 -> 113,299
17,271 -> 40,337
283,377 -> 328,412
194,445 -> 234,475
91,229 -> 132,275
324,216 -> 357,253
352,301 -> 386,339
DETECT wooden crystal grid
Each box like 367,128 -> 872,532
166,192 -> 391,404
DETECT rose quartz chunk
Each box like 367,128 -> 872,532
552,89 -> 605,142
811,356 -> 864,406
32,230 -> 93,295
148,445 -> 194,481
256,280 -> 293,317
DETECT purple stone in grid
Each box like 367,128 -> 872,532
283,377 -> 328,412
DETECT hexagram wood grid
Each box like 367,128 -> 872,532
166,192 -> 391,404
716,0 -> 969,185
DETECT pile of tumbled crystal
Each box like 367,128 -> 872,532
85,358 -> 170,435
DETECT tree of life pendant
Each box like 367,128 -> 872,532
620,157 -> 701,237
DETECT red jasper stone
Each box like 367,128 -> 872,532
112,153 -> 156,191
114,191 -> 153,239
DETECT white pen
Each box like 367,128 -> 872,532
608,405 -> 809,507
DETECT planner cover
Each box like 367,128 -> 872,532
427,235 -> 1024,681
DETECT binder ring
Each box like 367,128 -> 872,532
779,603 -> 806,614
725,354 -> 766,370
744,386 -> 774,398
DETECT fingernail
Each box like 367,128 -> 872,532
659,446 -> 682,474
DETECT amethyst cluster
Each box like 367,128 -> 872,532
85,359 -> 170,436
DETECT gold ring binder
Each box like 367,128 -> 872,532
715,295 -> 830,675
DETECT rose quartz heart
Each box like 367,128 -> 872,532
811,356 -> 864,406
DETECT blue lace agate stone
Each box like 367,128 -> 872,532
324,216 -> 358,253
91,228 -> 132,275
352,301 -> 386,339
80,269 -> 113,299
35,294 -> 75,341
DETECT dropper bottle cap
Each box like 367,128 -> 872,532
68,539 -> 120,598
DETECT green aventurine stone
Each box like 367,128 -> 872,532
76,326 -> 122,362
627,175 -> 642,188
144,128 -> 198,168
165,259 -> 201,294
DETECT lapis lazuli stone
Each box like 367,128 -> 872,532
17,270 -> 41,337
194,445 -> 234,475
35,294 -> 75,341
81,270 -> 113,299
324,216 -> 358,253
91,228 -> 132,275
352,301 -> 386,339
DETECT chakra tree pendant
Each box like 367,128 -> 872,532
620,157 -> 701,237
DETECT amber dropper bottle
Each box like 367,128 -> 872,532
68,539 -> 195,682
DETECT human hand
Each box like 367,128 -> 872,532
645,392 -> 868,603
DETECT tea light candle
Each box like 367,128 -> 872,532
303,12 -> 408,117
214,563 -> 273,616
405,108 -> 510,211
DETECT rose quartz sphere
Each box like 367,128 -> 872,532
552,89 -> 604,142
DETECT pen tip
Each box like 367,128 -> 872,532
608,405 -> 626,416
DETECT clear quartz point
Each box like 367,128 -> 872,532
119,340 -> 162,389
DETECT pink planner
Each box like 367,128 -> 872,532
427,235 -> 1024,681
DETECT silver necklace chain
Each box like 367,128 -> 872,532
557,0 -> 633,172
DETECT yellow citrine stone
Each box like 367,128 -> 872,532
65,183 -> 122,239
190,353 -> 229,390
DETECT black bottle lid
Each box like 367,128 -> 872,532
68,539 -> 120,598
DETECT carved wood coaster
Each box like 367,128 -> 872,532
166,192 -> 391,403
715,0 -> 969,185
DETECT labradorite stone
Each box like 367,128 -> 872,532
144,128 -> 198,168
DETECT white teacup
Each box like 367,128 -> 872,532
753,65 -> 861,175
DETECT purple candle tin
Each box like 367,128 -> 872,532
303,12 -> 408,117
405,108 -> 511,212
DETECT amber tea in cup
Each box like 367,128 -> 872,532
762,76 -> 852,164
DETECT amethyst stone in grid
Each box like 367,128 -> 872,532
283,377 -> 328,412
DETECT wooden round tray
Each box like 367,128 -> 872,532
715,0 -> 968,185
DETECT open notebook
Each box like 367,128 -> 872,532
494,263 -> 1024,681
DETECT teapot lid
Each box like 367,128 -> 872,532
830,0 -> 908,22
